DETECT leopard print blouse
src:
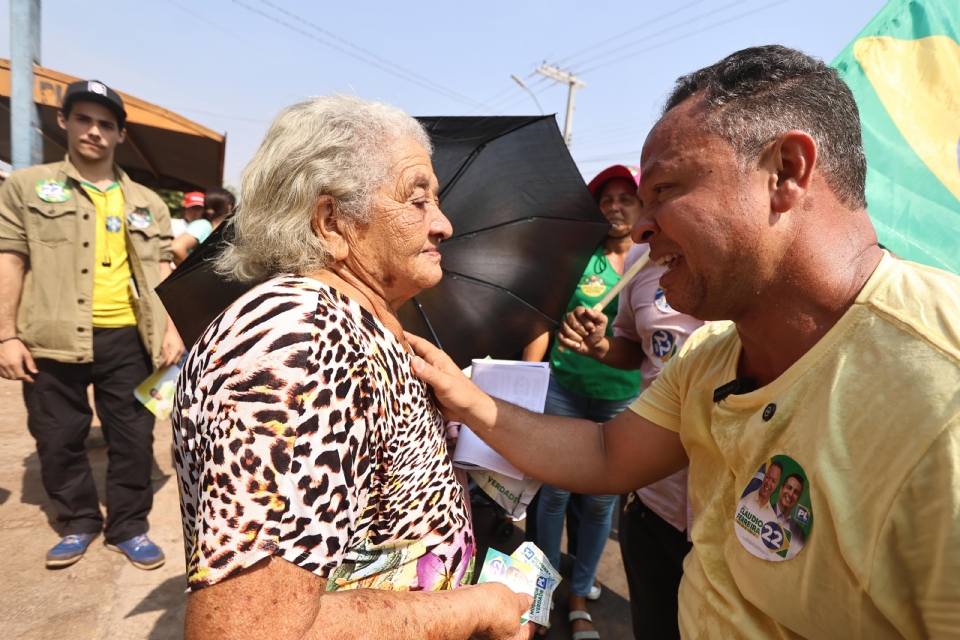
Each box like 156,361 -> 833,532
173,276 -> 475,592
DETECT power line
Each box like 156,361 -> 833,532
228,0 -> 492,111
166,0 -> 263,51
554,0 -> 704,68
571,0 -> 748,71
168,106 -> 270,124
252,0 -> 496,111
579,0 -> 788,74
478,74 -> 549,113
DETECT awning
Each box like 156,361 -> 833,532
0,59 -> 225,192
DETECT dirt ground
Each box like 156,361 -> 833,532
0,376 -> 633,639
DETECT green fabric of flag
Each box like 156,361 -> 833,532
832,0 -> 960,273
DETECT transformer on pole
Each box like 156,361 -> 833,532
11,0 -> 42,169
535,64 -> 586,148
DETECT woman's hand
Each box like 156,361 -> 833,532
556,306 -> 609,358
469,582 -> 536,640
406,332 -> 496,428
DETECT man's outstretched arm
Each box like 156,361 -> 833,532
407,333 -> 687,495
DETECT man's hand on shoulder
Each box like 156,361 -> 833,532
557,306 -> 609,359
406,332 -> 497,428
0,338 -> 37,383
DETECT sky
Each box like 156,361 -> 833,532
0,0 -> 888,187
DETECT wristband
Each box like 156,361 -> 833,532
0,336 -> 22,344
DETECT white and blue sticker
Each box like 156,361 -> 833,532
35,179 -> 72,203
651,329 -> 677,362
126,208 -> 152,229
106,215 -> 122,233
654,287 -> 672,312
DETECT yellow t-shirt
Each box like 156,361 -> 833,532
631,253 -> 960,639
82,182 -> 136,327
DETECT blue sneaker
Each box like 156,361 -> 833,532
46,533 -> 99,568
105,534 -> 165,570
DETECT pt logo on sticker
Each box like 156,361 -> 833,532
35,179 -> 72,203
734,455 -> 812,561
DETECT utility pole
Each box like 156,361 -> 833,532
11,0 -> 42,169
535,63 -> 585,148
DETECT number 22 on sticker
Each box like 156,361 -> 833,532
761,522 -> 785,551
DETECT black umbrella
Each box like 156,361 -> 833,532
156,116 -> 610,364
397,116 -> 609,367
154,221 -> 257,348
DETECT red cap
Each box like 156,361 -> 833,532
184,191 -> 204,208
587,165 -> 641,199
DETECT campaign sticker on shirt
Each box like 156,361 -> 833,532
734,455 -> 813,562
654,287 -> 672,312
35,179 -> 72,203
579,274 -> 607,298
126,208 -> 152,229
106,215 -> 122,233
651,329 -> 677,362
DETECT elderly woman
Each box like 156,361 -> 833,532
173,96 -> 532,640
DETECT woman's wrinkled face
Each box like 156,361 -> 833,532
349,137 -> 452,307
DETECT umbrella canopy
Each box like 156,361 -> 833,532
398,116 -> 610,367
0,59 -> 225,191
156,116 -> 610,362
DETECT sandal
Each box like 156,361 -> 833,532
535,598 -> 555,636
568,610 -> 600,640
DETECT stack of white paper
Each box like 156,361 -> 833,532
453,359 -> 550,480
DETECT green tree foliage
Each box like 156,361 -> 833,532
157,189 -> 185,218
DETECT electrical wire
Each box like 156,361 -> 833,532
571,0 -> 748,71
554,0 -> 704,68
228,0 -> 493,111
252,0 -> 497,111
578,0 -> 788,74
479,74 -> 549,113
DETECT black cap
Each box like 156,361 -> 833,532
62,80 -> 127,128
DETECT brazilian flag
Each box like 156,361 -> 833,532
832,0 -> 960,274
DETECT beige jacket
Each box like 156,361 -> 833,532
0,156 -> 173,367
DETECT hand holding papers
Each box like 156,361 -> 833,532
477,542 -> 560,626
452,359 -> 550,517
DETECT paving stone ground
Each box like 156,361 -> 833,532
0,376 -> 633,639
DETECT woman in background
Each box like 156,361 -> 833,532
523,165 -> 643,639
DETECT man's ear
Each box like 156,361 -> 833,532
311,195 -> 349,262
57,110 -> 67,131
117,126 -> 126,145
767,130 -> 817,215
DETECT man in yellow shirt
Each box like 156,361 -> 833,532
407,45 -> 960,639
0,80 -> 183,570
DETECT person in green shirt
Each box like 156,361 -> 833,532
522,164 -> 642,637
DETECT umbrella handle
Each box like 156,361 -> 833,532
557,251 -> 651,353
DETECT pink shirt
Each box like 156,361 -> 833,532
612,243 -> 704,533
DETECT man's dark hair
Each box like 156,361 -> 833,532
767,460 -> 784,476
204,187 -> 236,220
783,473 -> 805,492
664,45 -> 866,210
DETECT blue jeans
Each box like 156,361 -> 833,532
536,375 -> 638,597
